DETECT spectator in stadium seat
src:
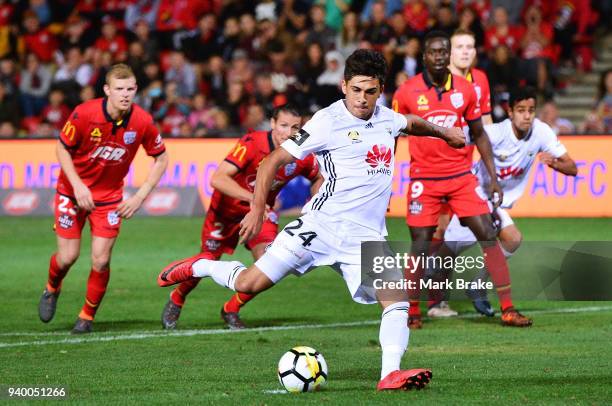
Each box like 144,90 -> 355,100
125,0 -> 160,32
206,108 -> 241,138
402,0 -> 430,37
361,1 -> 393,52
39,89 -> 71,131
20,10 -> 58,63
154,81 -> 190,136
360,0 -> 403,23
218,16 -> 241,62
320,0 -> 351,32
519,5 -> 555,96
457,0 -> 491,23
580,69 -> 612,134
178,13 -> 219,63
79,85 -> 95,103
202,55 -> 227,105
0,82 -> 20,129
226,49 -> 255,93
484,6 -> 523,57
59,14 -> 95,55
94,16 -> 128,62
221,79 -> 250,127
19,52 -> 52,117
457,6 -> 485,50
296,42 -> 325,109
315,50 -> 344,107
335,11 -> 361,60
188,93 -> 215,133
164,50 -> 197,98
0,121 -> 16,138
299,4 -> 336,51
242,103 -> 270,132
238,13 -> 257,57
538,101 -> 575,135
253,72 -> 284,118
277,0 -> 308,36
261,40 -> 298,95
385,11 -> 419,90
32,119 -> 57,138
0,58 -> 18,98
139,60 -> 162,91
486,45 -> 520,120
90,49 -> 113,97
431,4 -> 458,37
131,19 -> 160,62
54,46 -> 93,88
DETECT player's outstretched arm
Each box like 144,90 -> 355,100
403,114 -> 466,148
118,151 -> 169,218
56,140 -> 95,212
210,161 -> 255,202
468,119 -> 503,207
540,152 -> 578,176
239,148 -> 296,243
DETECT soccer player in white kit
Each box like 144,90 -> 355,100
443,86 -> 577,314
157,49 -> 466,390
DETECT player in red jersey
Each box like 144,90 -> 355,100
161,104 -> 322,330
38,64 -> 169,334
427,28 -> 494,317
392,31 -> 532,328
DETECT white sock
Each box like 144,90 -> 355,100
379,301 -> 410,379
192,259 -> 246,291
501,245 -> 514,258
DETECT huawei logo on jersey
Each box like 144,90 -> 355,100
90,143 -> 127,166
366,144 -> 392,176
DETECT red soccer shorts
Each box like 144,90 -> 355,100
406,172 -> 490,227
54,193 -> 122,239
200,208 -> 278,256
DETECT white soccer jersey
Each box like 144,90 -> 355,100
282,100 -> 407,237
474,118 -> 567,208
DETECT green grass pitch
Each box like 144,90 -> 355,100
0,217 -> 611,404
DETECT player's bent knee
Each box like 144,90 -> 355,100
57,250 -> 79,268
91,254 -> 111,272
500,228 -> 522,254
233,265 -> 274,294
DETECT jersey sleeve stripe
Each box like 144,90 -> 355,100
148,148 -> 166,157
59,137 -> 78,150
223,158 -> 242,170
311,151 -> 336,211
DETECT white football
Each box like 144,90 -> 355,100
277,346 -> 328,393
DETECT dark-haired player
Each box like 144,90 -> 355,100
393,31 -> 532,328
157,49 -> 466,390
161,104 -> 322,330
443,87 -> 577,315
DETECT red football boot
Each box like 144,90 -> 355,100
377,369 -> 433,391
158,256 -> 201,287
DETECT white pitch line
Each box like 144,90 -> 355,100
1,305 -> 611,349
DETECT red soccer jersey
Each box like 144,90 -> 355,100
57,98 -> 166,203
393,71 -> 481,178
209,131 -> 319,220
466,68 -> 491,116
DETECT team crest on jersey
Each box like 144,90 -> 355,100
123,131 -> 137,144
347,130 -> 361,143
284,162 -> 297,176
499,154 -> 508,161
409,200 -> 423,214
450,93 -> 464,108
385,127 -> 392,136
90,127 -> 102,142
417,94 -> 429,111
107,211 -> 120,226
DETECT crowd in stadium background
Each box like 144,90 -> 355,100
0,0 -> 610,139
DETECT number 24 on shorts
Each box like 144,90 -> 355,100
283,218 -> 317,247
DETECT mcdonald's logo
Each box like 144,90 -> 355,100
231,143 -> 247,161
62,121 -> 76,141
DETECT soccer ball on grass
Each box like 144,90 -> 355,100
277,346 -> 328,392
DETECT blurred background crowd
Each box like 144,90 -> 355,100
0,0 -> 610,139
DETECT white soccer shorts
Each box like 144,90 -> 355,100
254,212 -> 384,304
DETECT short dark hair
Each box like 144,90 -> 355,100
344,49 -> 387,85
509,86 -> 538,108
272,103 -> 300,120
424,30 -> 450,49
